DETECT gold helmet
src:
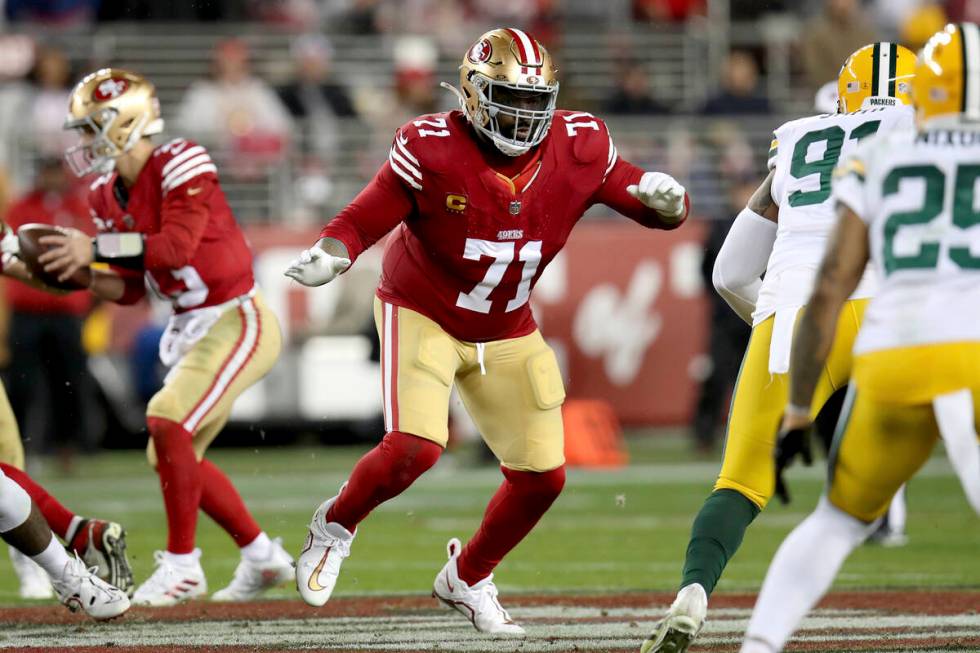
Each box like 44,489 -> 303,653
449,28 -> 559,156
63,68 -> 163,176
837,42 -> 915,113
914,23 -> 980,125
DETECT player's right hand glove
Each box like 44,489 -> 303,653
627,171 -> 687,220
773,416 -> 814,505
0,221 -> 19,273
284,246 -> 351,287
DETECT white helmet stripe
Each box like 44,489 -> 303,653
876,42 -> 890,97
507,28 -> 541,66
962,23 -> 980,120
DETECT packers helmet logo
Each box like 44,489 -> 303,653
93,77 -> 129,101
446,194 -> 467,213
467,39 -> 492,64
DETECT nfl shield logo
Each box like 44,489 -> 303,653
509,200 -> 521,215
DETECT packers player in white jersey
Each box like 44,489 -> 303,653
740,23 -> 980,653
641,42 -> 917,653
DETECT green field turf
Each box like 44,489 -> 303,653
1,433 -> 977,604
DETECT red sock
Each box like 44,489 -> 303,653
148,417 -> 201,554
456,465 -> 566,585
0,462 -> 75,539
198,459 -> 262,547
326,431 -> 442,532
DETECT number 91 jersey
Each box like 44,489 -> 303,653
373,110 -> 631,342
753,105 -> 915,326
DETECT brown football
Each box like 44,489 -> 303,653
17,223 -> 92,291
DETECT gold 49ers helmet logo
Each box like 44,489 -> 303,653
467,39 -> 492,64
93,77 -> 130,101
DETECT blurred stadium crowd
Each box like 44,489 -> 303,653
0,0 -> 969,462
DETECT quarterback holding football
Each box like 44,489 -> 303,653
19,69 -> 294,605
285,28 -> 689,633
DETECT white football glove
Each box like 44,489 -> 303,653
627,172 -> 687,220
284,246 -> 351,287
0,222 -> 19,272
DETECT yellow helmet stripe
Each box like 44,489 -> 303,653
961,23 -> 980,120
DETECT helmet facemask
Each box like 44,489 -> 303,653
467,72 -> 558,156
64,107 -> 153,177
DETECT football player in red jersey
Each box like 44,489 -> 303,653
286,28 -> 689,633
26,69 -> 294,605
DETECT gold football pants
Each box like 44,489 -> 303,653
829,342 -> 980,522
714,299 -> 868,509
374,297 -> 565,472
146,291 -> 281,465
0,381 -> 23,470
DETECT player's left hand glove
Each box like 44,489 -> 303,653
774,409 -> 814,505
627,172 -> 687,221
284,246 -> 351,287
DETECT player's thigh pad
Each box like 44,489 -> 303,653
0,381 -> 24,470
456,330 -> 566,472
828,386 -> 939,522
146,292 -> 282,463
374,298 -> 460,447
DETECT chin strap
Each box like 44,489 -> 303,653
440,82 -> 466,109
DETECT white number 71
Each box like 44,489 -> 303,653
456,239 -> 543,314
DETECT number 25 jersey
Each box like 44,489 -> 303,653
321,110 -> 686,342
753,105 -> 914,326
835,124 -> 980,355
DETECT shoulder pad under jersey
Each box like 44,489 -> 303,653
152,137 -> 217,195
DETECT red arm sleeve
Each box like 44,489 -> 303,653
319,162 -> 415,263
110,265 -> 146,305
143,177 -> 216,272
592,157 -> 690,231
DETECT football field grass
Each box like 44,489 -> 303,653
2,432 -> 977,604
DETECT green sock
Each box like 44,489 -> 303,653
680,489 -> 760,595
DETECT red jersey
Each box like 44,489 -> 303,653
5,187 -> 93,315
322,110 -> 687,342
87,138 -> 254,311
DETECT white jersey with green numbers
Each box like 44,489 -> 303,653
752,104 -> 915,327
834,124 -> 980,355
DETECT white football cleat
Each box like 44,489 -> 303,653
432,537 -> 525,636
296,496 -> 354,607
132,549 -> 207,606
9,545 -> 54,600
640,583 -> 707,653
212,537 -> 295,602
51,555 -> 130,620
74,519 -> 135,597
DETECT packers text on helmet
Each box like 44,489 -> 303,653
837,42 -> 915,113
